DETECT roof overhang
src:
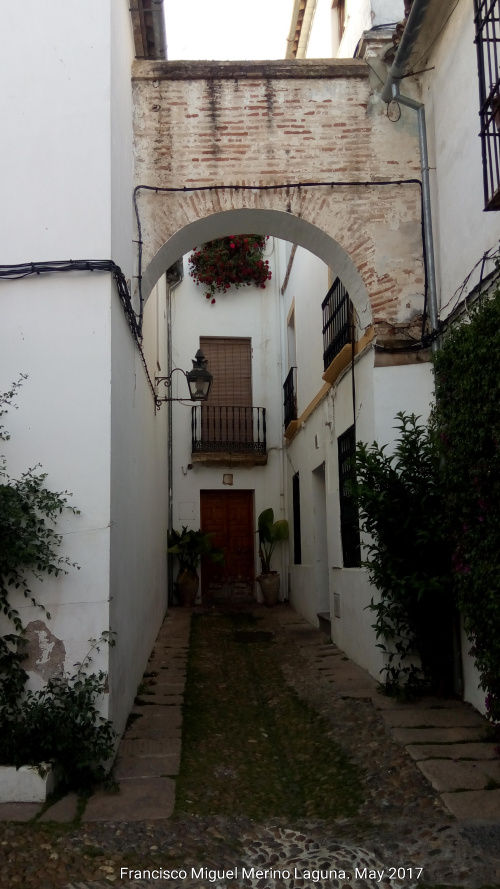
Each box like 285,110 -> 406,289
130,0 -> 167,60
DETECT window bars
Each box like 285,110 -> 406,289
474,0 -> 500,209
337,426 -> 361,568
283,366 -> 297,428
322,278 -> 353,370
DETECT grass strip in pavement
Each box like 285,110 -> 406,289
175,612 -> 364,821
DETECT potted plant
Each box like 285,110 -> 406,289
256,508 -> 289,607
188,235 -> 272,304
167,527 -> 224,606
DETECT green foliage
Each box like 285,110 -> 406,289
188,235 -> 272,303
0,633 -> 117,790
0,379 -> 116,787
433,285 -> 500,722
353,413 -> 454,696
167,526 -> 224,573
257,508 -> 289,574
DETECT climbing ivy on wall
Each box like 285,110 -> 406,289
433,284 -> 500,724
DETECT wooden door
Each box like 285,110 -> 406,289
200,490 -> 255,602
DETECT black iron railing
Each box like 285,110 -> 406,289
322,277 -> 352,370
283,367 -> 297,428
192,405 -> 267,453
338,426 -> 361,568
474,0 -> 500,209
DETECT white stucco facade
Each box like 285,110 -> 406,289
0,2 -> 169,735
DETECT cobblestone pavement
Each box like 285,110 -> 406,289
1,604 -> 500,889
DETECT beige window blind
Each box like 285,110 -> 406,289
200,337 -> 252,406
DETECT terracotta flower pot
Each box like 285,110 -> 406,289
177,568 -> 199,607
257,572 -> 280,607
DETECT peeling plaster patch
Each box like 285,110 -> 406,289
23,621 -> 66,681
372,221 -> 423,275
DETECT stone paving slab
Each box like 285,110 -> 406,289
391,725 -> 486,744
124,722 -> 181,741
406,742 -> 498,761
82,777 -> 175,821
381,707 -> 485,728
441,788 -> 500,819
372,693 -> 465,710
148,681 -> 185,692
130,704 -> 182,720
417,758 -> 500,792
39,792 -> 79,822
119,737 -> 181,757
135,693 -> 184,706
114,754 -> 180,778
0,801 -> 41,821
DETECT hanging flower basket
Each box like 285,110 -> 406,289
188,235 -> 272,304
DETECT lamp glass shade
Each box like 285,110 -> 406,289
186,349 -> 213,401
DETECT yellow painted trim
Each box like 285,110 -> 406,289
285,326 -> 375,445
322,326 -> 375,387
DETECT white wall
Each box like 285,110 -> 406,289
1,2 -> 170,733
0,276 -> 113,687
1,2 -> 112,260
418,0 -> 500,316
307,0 -> 404,59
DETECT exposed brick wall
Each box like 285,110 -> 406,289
132,59 -> 423,329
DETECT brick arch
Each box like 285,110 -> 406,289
141,207 -> 373,326
133,60 -> 424,331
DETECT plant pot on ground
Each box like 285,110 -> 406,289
168,527 -> 224,606
256,508 -> 289,607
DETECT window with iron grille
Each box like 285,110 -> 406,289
322,278 -> 353,370
292,473 -> 302,565
474,0 -> 500,209
338,426 -> 361,568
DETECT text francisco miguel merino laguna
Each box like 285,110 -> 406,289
120,866 -> 423,882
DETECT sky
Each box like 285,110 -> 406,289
164,0 -> 295,61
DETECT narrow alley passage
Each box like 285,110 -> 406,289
1,606 -> 500,889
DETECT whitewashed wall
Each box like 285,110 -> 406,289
417,0 -> 500,318
0,1 -> 169,732
277,234 -> 435,681
306,0 -> 404,60
169,243 -> 285,595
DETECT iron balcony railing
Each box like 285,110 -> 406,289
192,405 -> 267,453
474,0 -> 500,209
283,366 -> 297,428
322,277 -> 352,370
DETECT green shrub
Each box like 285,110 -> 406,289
353,413 -> 454,696
434,285 -> 500,722
0,379 -> 116,787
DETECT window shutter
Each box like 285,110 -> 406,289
200,337 -> 252,406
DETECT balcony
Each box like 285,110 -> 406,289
191,405 -> 267,466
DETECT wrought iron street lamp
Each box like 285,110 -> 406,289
155,349 -> 213,409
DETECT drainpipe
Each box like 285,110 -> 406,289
380,0 -> 439,351
166,260 -> 184,606
381,0 -> 462,695
150,0 -> 167,60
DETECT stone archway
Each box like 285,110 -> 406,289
132,59 -> 424,337
141,208 -> 373,327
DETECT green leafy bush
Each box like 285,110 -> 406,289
353,413 -> 454,696
0,634 -> 117,789
0,379 -> 116,787
434,285 -> 500,722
